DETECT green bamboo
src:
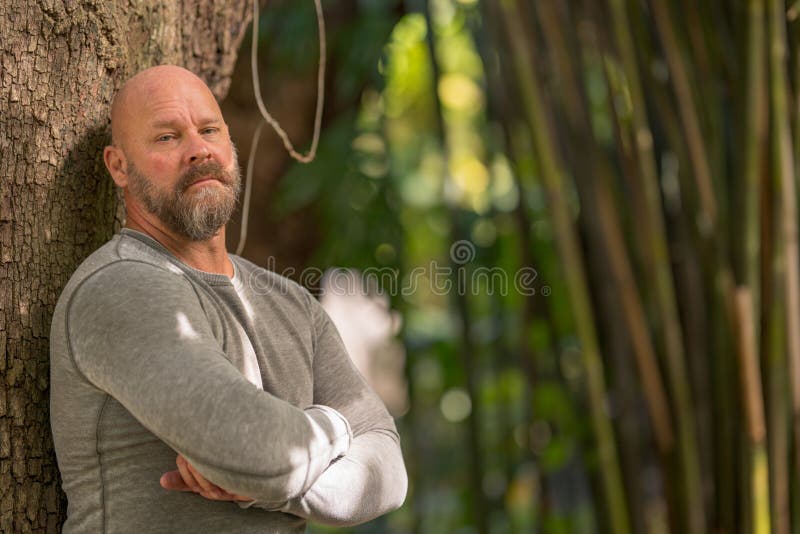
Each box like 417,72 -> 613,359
597,36 -> 695,534
743,0 -> 767,359
420,3 -> 489,531
791,14 -> 800,534
649,0 -> 716,233
498,2 -> 630,532
534,9 -> 652,529
399,344 -> 425,534
478,11 -> 547,528
735,287 -> 772,534
677,0 -> 714,127
535,0 -> 674,457
606,1 -> 707,531
618,28 -> 733,532
769,0 -> 800,507
767,248 -> 790,534
740,1 -> 778,532
739,0 -> 788,533
768,9 -> 800,534
622,46 -> 717,519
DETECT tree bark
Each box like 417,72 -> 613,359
0,1 -> 251,531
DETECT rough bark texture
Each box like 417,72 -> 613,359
0,1 -> 251,531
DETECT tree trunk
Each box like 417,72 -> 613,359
0,1 -> 251,531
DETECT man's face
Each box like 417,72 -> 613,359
126,150 -> 241,241
108,67 -> 243,241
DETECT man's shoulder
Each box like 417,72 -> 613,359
50,232 -> 198,357
57,232 -> 188,307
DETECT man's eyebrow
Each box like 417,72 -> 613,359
149,118 -> 222,129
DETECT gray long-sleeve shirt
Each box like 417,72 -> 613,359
49,229 -> 407,533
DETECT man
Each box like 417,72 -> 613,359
49,65 -> 407,533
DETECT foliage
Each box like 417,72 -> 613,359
264,0 -> 800,532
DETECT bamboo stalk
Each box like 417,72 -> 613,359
419,2 -> 489,531
598,38 -> 692,534
535,9 -> 652,527
626,45 -> 720,530
400,345 -> 425,534
743,0 -> 767,362
587,8 -> 706,527
535,0 -> 674,457
498,2 -> 630,532
677,0 -> 713,123
597,54 -> 655,295
649,0 -> 717,233
769,0 -> 800,484
605,1 -> 707,531
766,259 -> 790,534
478,10 -> 548,529
735,287 -> 772,534
740,1 -> 780,532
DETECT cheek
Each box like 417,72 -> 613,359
140,155 -> 181,184
213,147 -> 233,167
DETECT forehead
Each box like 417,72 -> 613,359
138,79 -> 223,125
115,72 -> 224,142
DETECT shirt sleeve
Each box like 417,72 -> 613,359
66,261 -> 351,505
265,290 -> 408,525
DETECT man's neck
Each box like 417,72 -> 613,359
125,209 -> 234,278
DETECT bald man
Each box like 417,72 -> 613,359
49,65 -> 407,533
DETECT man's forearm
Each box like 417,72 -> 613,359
246,429 -> 407,526
182,403 -> 352,504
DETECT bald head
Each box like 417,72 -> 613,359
103,63 -> 236,200
109,65 -> 220,149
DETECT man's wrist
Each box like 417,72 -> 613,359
303,404 -> 353,457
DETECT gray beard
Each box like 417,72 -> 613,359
126,150 -> 242,242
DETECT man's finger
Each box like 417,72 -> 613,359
184,458 -> 222,497
176,455 -> 200,492
171,454 -> 253,502
160,470 -> 192,492
161,469 -> 231,499
162,469 -> 252,501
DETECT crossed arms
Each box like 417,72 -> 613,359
68,261 -> 407,526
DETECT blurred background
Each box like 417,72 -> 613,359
219,0 -> 796,532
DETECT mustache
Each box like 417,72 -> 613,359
176,162 -> 234,192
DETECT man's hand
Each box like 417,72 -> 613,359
160,454 -> 252,502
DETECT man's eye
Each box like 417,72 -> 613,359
201,128 -> 218,135
156,134 -> 175,142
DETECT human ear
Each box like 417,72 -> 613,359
103,145 -> 128,187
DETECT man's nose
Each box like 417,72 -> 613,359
186,135 -> 212,165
